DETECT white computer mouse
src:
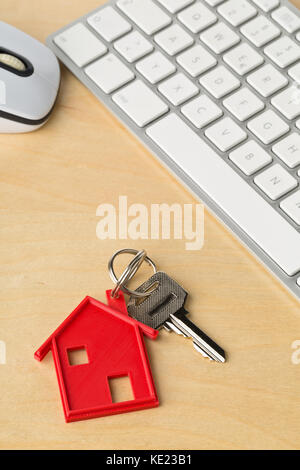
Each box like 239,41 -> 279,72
0,21 -> 60,133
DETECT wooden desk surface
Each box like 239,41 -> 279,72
1,0 -> 300,450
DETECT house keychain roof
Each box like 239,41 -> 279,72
34,291 -> 159,422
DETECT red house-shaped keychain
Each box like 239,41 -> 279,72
34,291 -> 159,422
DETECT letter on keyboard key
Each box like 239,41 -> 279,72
248,110 -> 289,144
85,54 -> 135,94
177,45 -> 217,77
264,37 -> 300,68
146,114 -> 300,275
114,31 -> 153,63
117,0 -> 171,35
229,140 -> 272,175
271,87 -> 300,121
181,95 -> 223,129
223,88 -> 264,121
247,64 -> 288,97
136,52 -> 176,84
54,23 -> 107,68
87,6 -> 131,42
112,80 -> 169,127
272,6 -> 300,34
241,15 -> 280,47
177,3 -> 217,33
272,134 -> 300,169
200,22 -> 240,54
205,117 -> 247,151
199,65 -> 241,99
218,0 -> 257,27
224,43 -> 264,76
154,24 -> 194,56
158,73 -> 198,106
254,164 -> 297,200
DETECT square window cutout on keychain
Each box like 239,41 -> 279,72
34,249 -> 226,422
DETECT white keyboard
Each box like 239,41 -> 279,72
48,0 -> 300,301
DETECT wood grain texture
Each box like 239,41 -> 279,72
0,0 -> 300,450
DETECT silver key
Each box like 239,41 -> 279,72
127,271 -> 226,363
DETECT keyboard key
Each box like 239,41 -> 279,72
265,37 -> 300,68
241,15 -> 280,47
117,0 -> 171,35
248,110 -> 289,144
272,134 -> 300,168
218,0 -> 257,27
85,53 -> 134,93
254,164 -> 297,200
289,63 -> 300,84
200,65 -> 241,99
200,22 -> 240,54
223,88 -> 264,121
271,6 -> 300,34
229,140 -> 272,175
271,87 -> 300,120
158,73 -> 198,105
252,0 -> 279,12
54,23 -> 107,67
281,190 -> 300,225
177,45 -> 217,77
154,24 -> 194,56
112,80 -> 169,127
156,0 -> 193,13
247,64 -> 288,97
280,190 -> 300,225
146,113 -> 300,276
205,117 -> 247,151
114,31 -> 153,63
136,51 -> 176,84
181,95 -> 223,128
87,6 -> 131,42
178,3 -> 217,33
204,0 -> 224,6
224,43 -> 264,76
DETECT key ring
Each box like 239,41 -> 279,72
110,249 -> 147,298
108,248 -> 157,298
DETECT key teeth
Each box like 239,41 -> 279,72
166,320 -> 226,362
164,321 -> 188,337
193,342 -> 226,363
193,342 -> 212,360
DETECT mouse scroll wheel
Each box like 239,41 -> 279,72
0,53 -> 26,72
